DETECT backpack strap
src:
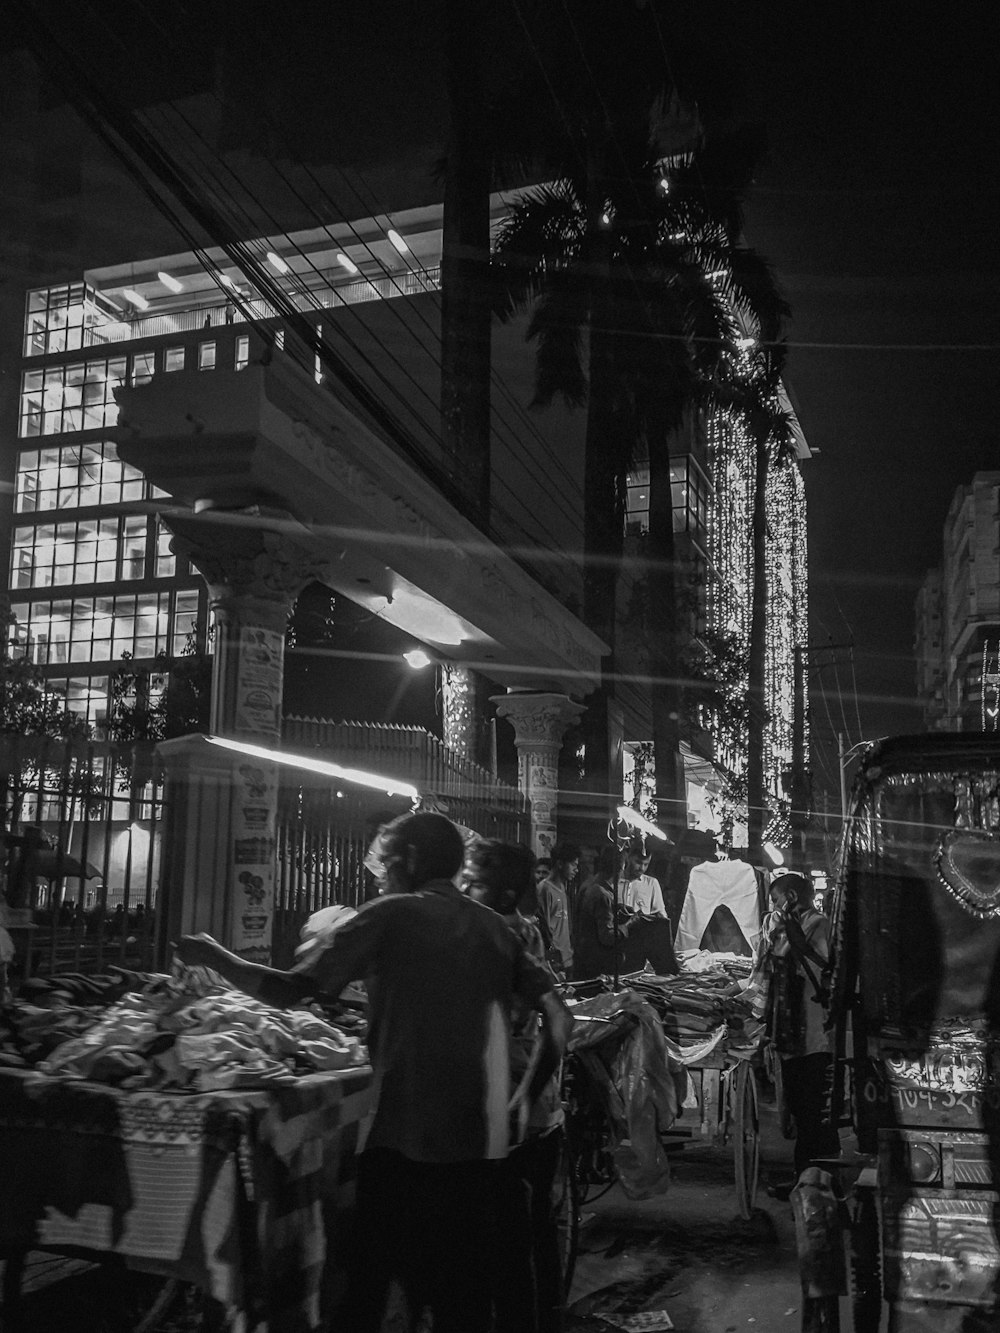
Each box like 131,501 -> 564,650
782,910 -> 830,1006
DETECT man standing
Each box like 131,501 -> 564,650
465,838 -> 566,1333
535,842 -> 579,980
573,846 -> 631,981
621,839 -> 668,917
765,871 -> 840,1197
177,811 -> 571,1333
618,838 -> 678,975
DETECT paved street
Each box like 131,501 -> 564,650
564,1096 -> 848,1333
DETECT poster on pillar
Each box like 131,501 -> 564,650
230,758 -> 279,961
234,626 -> 284,741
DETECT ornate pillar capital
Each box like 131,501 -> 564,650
164,509 -> 332,744
491,692 -> 585,859
166,510 -> 332,635
490,692 -> 585,750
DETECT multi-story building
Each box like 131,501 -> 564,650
0,29 -> 810,844
916,471 -> 1000,732
6,206 -> 810,845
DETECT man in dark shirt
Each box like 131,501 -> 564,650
177,811 -> 571,1333
535,842 -> 579,979
573,846 -> 632,981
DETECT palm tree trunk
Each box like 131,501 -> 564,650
441,0 -> 491,522
647,441 -> 686,838
746,435 -> 770,851
580,164 -> 627,807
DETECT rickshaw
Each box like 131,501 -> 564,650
828,733 -> 1000,1332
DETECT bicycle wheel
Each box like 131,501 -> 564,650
732,1060 -> 760,1219
553,1130 -> 581,1299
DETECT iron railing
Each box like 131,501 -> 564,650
1,720 -> 529,976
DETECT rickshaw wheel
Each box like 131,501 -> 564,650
553,1130 -> 581,1299
850,1186 -> 882,1333
732,1060 -> 760,1219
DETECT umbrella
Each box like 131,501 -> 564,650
31,848 -> 101,880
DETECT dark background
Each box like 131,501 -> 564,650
8,1 -> 1000,803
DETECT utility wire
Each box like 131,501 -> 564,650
136,0 -> 591,537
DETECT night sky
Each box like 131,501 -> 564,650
722,4 -> 1000,792
11,2 -> 1000,801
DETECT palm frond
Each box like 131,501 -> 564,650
723,247 -> 789,347
490,182 -> 585,321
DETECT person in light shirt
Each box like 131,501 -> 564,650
620,840 -> 668,918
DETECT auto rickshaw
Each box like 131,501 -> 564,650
828,733 -> 1000,1332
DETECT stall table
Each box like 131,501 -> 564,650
0,1064 -> 373,1331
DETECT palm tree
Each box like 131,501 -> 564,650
491,127 -> 789,830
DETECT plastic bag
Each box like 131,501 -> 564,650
568,990 -> 684,1199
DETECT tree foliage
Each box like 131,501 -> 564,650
0,608 -> 90,741
106,628 -> 212,745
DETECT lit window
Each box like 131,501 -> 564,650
625,467 -> 649,536
18,357 -> 126,437
235,335 -> 250,371
131,351 -> 156,386
15,441 -> 148,512
164,347 -> 185,372
198,341 -> 216,371
155,519 -> 176,578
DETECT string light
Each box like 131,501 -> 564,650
703,411 -> 808,841
441,663 -> 476,761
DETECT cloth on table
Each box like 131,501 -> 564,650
0,1064 -> 373,1331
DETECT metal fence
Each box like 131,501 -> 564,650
0,734 -> 164,981
1,721 -> 529,977
272,718 -> 529,964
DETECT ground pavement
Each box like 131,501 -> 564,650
563,1093 -> 856,1333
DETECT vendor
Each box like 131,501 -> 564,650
573,846 -> 632,980
764,871 -> 840,1198
177,811 -> 572,1333
621,839 -> 668,918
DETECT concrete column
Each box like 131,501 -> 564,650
491,692 -> 584,859
157,511 -> 330,964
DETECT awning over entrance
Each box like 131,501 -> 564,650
116,358 -> 606,696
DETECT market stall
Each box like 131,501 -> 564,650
562,951 -> 767,1218
0,969 -> 373,1331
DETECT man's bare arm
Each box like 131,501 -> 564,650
175,933 -> 317,1008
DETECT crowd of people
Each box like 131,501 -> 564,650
176,812 -> 839,1329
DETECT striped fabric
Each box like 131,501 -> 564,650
0,1065 -> 373,1331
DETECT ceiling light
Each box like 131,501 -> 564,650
218,273 -> 238,290
205,735 -> 420,801
403,649 -> 432,670
267,251 -> 290,275
336,252 -> 359,275
387,229 -> 409,254
123,288 -> 149,310
158,271 -> 183,294
763,841 -> 785,867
